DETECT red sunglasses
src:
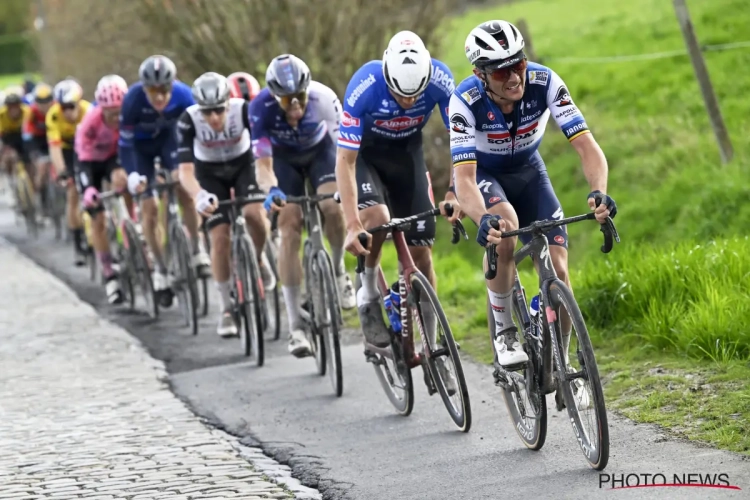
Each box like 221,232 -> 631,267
488,59 -> 528,81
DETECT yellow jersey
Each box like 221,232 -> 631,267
0,104 -> 31,136
46,100 -> 92,149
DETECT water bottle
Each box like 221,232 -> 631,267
529,295 -> 540,338
383,281 -> 402,333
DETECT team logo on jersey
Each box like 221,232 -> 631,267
528,71 -> 548,85
487,111 -> 495,120
374,115 -> 425,131
450,113 -> 470,134
553,86 -> 572,107
461,87 -> 481,105
341,111 -> 360,128
346,73 -> 376,107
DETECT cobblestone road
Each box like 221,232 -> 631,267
0,240 -> 291,499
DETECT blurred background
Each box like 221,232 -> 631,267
4,0 -> 749,453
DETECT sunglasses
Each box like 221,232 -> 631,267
275,91 -> 308,109
145,84 -> 172,97
61,103 -> 77,111
199,106 -> 226,116
487,59 -> 528,82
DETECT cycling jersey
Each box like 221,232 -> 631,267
449,62 -> 589,172
0,104 -> 31,136
177,98 -> 250,163
46,100 -> 93,150
249,81 -> 340,157
23,104 -> 47,138
75,107 -> 118,162
338,59 -> 453,150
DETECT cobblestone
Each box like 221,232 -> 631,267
0,243 -> 290,499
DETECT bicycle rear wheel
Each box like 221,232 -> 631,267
170,222 -> 199,335
123,220 -> 158,318
410,271 -> 471,431
548,280 -> 609,470
238,233 -> 264,366
314,251 -> 343,397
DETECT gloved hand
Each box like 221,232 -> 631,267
195,189 -> 218,215
587,190 -> 617,222
82,186 -> 100,209
127,172 -> 148,195
476,213 -> 504,247
264,186 -> 286,212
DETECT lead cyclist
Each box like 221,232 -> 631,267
450,20 -> 618,407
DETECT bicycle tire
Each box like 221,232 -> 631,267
316,251 -> 343,397
47,182 -> 64,240
238,233 -> 264,366
18,173 -> 37,238
123,220 -> 158,319
200,225 -> 210,317
410,271 -> 471,432
493,290 -> 548,450
548,280 -> 609,470
303,243 -> 325,375
264,240 -> 282,341
170,222 -> 199,335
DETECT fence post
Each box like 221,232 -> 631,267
515,18 -> 538,62
673,0 -> 733,164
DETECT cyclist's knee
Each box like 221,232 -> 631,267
360,203 -> 389,228
210,224 -> 231,253
278,203 -> 303,230
318,198 -> 342,221
550,246 -> 569,283
409,245 -> 433,272
110,168 -> 127,191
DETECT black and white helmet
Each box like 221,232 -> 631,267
191,72 -> 230,108
465,20 -> 525,69
383,31 -> 433,97
139,55 -> 177,87
265,55 -> 311,97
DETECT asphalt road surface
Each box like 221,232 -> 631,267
3,205 -> 748,500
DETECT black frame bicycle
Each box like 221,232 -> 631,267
275,189 -> 343,397
485,209 -> 619,470
126,190 -> 158,319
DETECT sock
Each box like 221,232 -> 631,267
98,251 -> 114,278
488,288 -> 514,334
360,266 -> 379,302
72,228 -> 84,253
331,245 -> 346,276
191,234 -> 200,254
282,285 -> 303,331
216,281 -> 232,312
421,307 -> 438,346
562,328 -> 572,367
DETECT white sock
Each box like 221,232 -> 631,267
562,328 -> 572,367
331,245 -> 346,276
282,285 -> 303,330
216,281 -> 232,312
360,266 -> 379,302
422,307 -> 438,346
488,288 -> 514,333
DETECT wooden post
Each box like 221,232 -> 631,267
515,18 -> 538,62
673,0 -> 733,164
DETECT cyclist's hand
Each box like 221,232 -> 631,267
195,189 -> 218,217
345,222 -> 370,256
477,213 -> 505,247
439,192 -> 463,224
264,186 -> 286,213
587,190 -> 617,223
127,172 -> 148,195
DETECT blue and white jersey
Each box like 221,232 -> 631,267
249,80 -> 341,158
337,59 -> 453,150
449,62 -> 590,172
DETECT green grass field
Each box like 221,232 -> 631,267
344,0 -> 750,454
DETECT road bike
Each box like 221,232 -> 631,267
484,208 -> 619,470
11,156 -> 38,238
354,204 -> 472,431
94,188 -> 136,309
126,189 -> 159,319
274,189 -> 342,396
217,191 -> 270,366
38,155 -> 65,240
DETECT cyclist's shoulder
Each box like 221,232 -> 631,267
248,88 -> 276,118
524,61 -> 557,91
343,60 -> 383,108
79,99 -> 92,114
427,58 -> 455,97
46,103 -> 62,123
308,80 -> 337,100
453,75 -> 486,108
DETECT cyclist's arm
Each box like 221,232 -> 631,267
248,98 -> 278,193
546,69 -> 608,193
45,112 -> 66,175
334,147 -> 359,228
118,89 -> 140,175
318,85 -> 342,145
176,110 -> 202,198
336,73 -> 369,227
449,93 -> 484,223
432,60 -> 457,193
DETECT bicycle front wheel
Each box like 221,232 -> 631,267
410,271 -> 471,432
314,251 -> 343,397
170,222 -> 199,335
264,241 -> 282,341
123,220 -> 158,319
548,280 -> 609,470
239,233 -> 264,367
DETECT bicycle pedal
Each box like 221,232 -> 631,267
555,390 -> 566,412
364,350 -> 379,364
493,368 -> 509,388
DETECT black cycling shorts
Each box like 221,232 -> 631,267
355,132 -> 436,247
273,135 -> 336,197
2,132 -> 29,164
196,149 -> 263,231
63,148 -> 76,178
474,152 -> 567,248
77,155 -> 120,193
27,136 -> 49,159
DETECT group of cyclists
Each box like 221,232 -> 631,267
0,19 -> 618,375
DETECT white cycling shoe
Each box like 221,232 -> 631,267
336,273 -> 356,310
217,310 -> 238,338
493,326 -> 529,367
192,250 -> 212,279
288,329 -> 312,358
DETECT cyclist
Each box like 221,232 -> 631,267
0,86 -> 31,179
47,79 -> 92,265
120,55 -> 210,306
336,31 -> 458,363
250,54 -> 356,357
450,21 -> 617,374
177,72 -> 272,337
23,83 -> 54,200
227,72 -> 261,102
76,75 -> 130,304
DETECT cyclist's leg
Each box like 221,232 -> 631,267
134,146 -> 168,282
306,136 -> 354,308
64,149 -> 86,261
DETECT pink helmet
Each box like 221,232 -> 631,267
95,74 -> 128,108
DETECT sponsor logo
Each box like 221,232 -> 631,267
528,71 -> 548,85
487,111 -> 495,120
450,135 -> 471,145
431,65 -> 455,94
488,131 -> 511,145
521,110 -> 542,123
416,220 -> 426,232
489,196 -> 501,203
477,179 -> 492,194
461,87 -> 481,105
374,115 -> 425,131
554,107 -> 578,120
346,73 -> 377,107
341,111 -> 360,128
554,235 -> 566,245
566,122 -> 588,136
481,123 -> 505,130
450,113 -> 470,134
338,131 -> 362,144
554,85 -> 572,107
452,151 -> 476,163
467,49 -> 480,62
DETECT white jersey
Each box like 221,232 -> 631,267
176,97 -> 251,163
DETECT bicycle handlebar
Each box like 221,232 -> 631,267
272,192 -> 336,207
216,193 -> 267,207
484,211 -> 620,280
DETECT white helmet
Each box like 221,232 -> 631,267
382,31 -> 433,97
465,20 -> 525,69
